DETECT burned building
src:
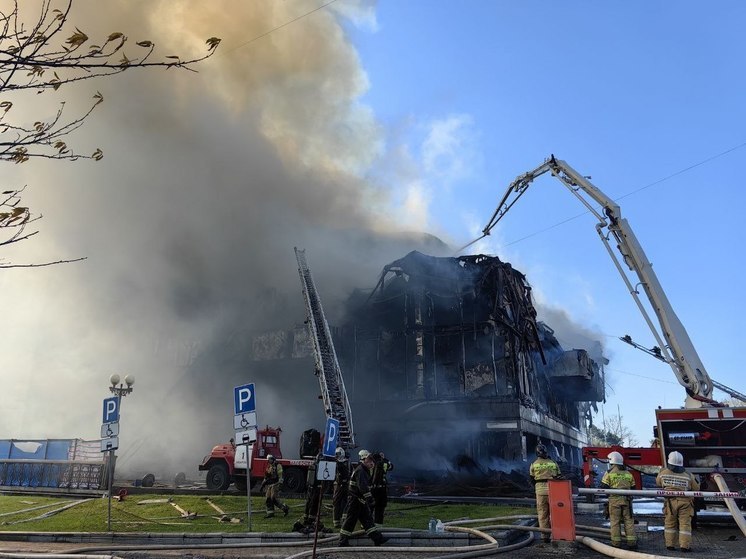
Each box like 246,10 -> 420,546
336,251 -> 605,478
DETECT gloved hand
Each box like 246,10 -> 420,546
366,497 -> 376,508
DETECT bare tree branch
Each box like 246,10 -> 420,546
0,0 -> 220,163
0,1 -> 220,267
0,256 -> 86,268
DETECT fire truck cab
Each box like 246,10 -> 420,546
199,426 -> 314,493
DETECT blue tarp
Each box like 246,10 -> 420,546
0,439 -> 72,460
0,439 -> 99,488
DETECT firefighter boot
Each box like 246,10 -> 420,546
373,532 -> 389,546
283,504 -> 289,517
338,536 -> 350,547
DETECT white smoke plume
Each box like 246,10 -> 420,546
0,0 -> 447,477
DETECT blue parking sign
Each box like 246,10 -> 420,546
234,383 -> 256,415
102,396 -> 120,424
323,417 -> 340,457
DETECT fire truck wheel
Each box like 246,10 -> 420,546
206,463 -> 231,491
283,467 -> 306,493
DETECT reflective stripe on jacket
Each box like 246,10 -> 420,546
529,457 -> 560,495
264,463 -> 283,484
348,464 -> 373,502
656,467 -> 699,492
601,465 -> 635,505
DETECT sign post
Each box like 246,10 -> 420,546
234,383 -> 257,531
311,417 -> 341,558
101,396 -> 121,532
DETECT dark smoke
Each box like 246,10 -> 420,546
0,2 -> 605,483
0,1 -> 441,477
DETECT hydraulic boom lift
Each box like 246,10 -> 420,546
476,155 -> 742,408
295,247 -> 355,451
473,156 -> 746,488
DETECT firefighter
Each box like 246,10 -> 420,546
600,451 -> 638,549
529,442 -> 560,543
261,455 -> 289,518
302,452 -> 325,527
656,451 -> 699,552
339,449 -> 388,547
332,447 -> 350,528
370,451 -> 394,525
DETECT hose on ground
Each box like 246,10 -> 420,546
0,554 -> 123,559
428,531 -> 535,559
62,535 -> 340,554
284,525 -> 501,559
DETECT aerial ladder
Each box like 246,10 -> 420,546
294,247 -> 356,450
471,155 -> 743,408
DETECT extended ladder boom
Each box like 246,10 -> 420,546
481,155 -> 719,407
294,248 -> 355,450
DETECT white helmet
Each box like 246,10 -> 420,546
358,449 -> 371,461
335,447 -> 346,460
608,451 -> 624,466
267,454 -> 275,462
668,451 -> 684,467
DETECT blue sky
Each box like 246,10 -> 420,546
346,0 -> 746,443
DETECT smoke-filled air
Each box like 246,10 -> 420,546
0,1 -> 600,478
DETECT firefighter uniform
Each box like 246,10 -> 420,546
339,450 -> 386,547
333,453 -> 350,528
370,452 -> 393,525
302,453 -> 324,526
263,459 -> 289,518
529,447 -> 560,542
601,465 -> 637,548
656,465 -> 699,550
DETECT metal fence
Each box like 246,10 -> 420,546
0,459 -> 107,489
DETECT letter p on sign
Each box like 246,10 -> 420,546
102,396 -> 120,424
323,417 -> 340,457
234,383 -> 256,415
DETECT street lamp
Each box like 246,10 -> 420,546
109,373 -> 135,397
106,373 -> 134,531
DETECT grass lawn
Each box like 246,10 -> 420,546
0,494 -> 532,533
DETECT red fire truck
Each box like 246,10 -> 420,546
199,426 -> 315,492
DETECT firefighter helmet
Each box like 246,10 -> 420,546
267,454 -> 275,463
358,449 -> 371,461
536,443 -> 548,458
608,451 -> 624,465
668,451 -> 684,467
335,447 -> 346,460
